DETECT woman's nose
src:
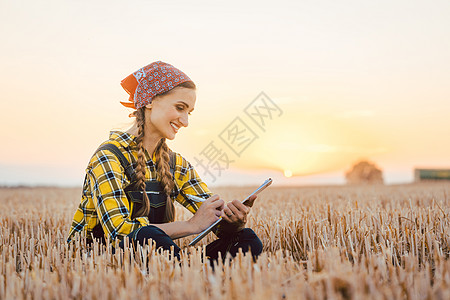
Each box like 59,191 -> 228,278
180,113 -> 189,127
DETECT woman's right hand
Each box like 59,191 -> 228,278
188,194 -> 224,234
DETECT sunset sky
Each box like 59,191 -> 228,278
1,0 -> 449,187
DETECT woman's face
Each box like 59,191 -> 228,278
145,87 -> 196,140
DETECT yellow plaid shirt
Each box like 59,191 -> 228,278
67,131 -> 212,242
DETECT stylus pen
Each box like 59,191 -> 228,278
189,216 -> 223,246
186,194 -> 207,203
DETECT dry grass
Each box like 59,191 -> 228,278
1,183 -> 449,299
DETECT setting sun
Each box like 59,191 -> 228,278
284,170 -> 293,178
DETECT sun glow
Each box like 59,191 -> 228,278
284,170 -> 293,178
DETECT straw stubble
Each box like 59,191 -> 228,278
0,183 -> 449,299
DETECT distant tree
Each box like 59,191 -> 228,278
345,160 -> 384,185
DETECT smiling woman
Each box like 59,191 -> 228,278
140,88 -> 196,142
66,61 -> 262,263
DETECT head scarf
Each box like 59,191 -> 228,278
120,61 -> 193,110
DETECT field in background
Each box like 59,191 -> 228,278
1,183 -> 449,299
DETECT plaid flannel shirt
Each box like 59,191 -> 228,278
67,131 -> 212,242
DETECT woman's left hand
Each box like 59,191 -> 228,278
221,195 -> 257,231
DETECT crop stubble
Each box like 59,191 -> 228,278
0,183 -> 449,299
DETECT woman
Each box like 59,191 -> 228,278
67,61 -> 262,262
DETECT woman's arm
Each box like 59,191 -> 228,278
173,154 -> 213,214
149,194 -> 224,239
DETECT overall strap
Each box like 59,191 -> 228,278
168,151 -> 176,177
96,144 -> 137,183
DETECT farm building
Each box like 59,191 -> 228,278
414,168 -> 450,182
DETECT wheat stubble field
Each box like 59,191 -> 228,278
1,183 -> 449,299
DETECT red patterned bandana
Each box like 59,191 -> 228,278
120,61 -> 192,110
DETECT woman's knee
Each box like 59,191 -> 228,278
121,225 -> 180,254
239,228 -> 263,256
137,226 -> 180,249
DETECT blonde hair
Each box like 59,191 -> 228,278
132,81 -> 196,222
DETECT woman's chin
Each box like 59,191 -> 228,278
165,133 -> 176,140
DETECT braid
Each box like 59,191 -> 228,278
133,107 -> 150,217
154,138 -> 176,222
130,83 -> 196,222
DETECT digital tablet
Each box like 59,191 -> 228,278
189,178 -> 273,246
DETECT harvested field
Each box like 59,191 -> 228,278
1,183 -> 449,299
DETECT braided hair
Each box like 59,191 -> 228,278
132,81 -> 196,222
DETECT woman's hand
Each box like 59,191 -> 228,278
221,195 -> 257,232
188,194 -> 224,234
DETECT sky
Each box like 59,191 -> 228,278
0,0 -> 449,187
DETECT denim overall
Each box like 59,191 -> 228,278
91,143 -> 179,243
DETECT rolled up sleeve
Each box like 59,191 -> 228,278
89,150 -> 149,241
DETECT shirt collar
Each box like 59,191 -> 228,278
109,131 -> 159,161
109,131 -> 137,149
